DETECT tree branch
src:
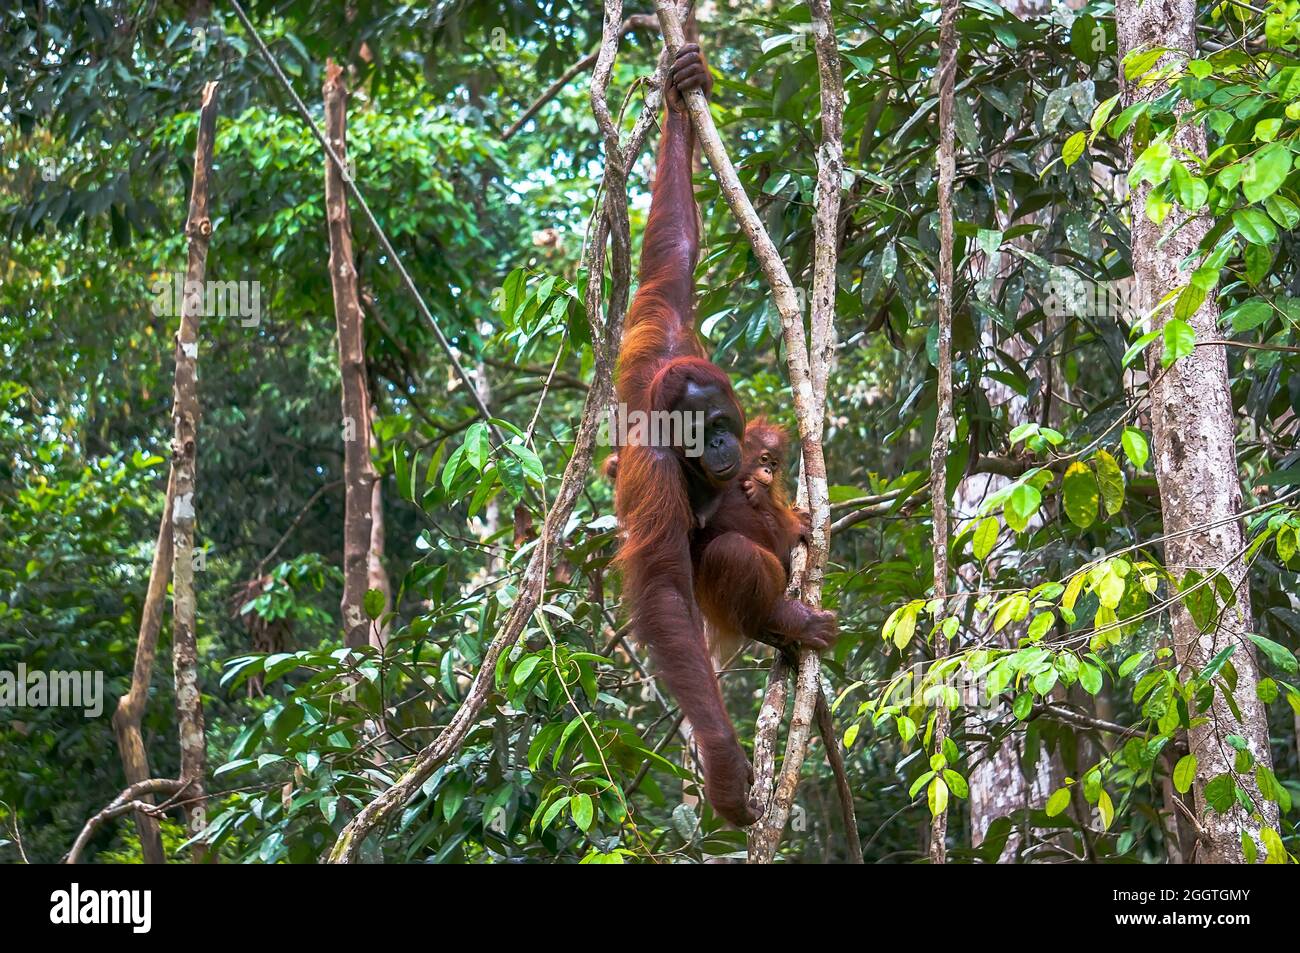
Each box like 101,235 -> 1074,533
501,14 -> 658,141
111,466 -> 176,865
65,779 -> 186,865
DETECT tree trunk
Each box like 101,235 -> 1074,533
927,0 -> 958,865
111,467 -> 175,864
1117,0 -> 1277,863
324,61 -> 381,649
367,407 -> 392,650
170,81 -> 219,861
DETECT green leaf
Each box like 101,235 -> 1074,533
976,228 -> 1003,256
1204,773 -> 1235,813
363,588 -> 386,620
504,442 -> 545,486
897,715 -> 917,744
943,769 -> 969,799
1278,527 -> 1296,562
1130,139 -> 1174,187
1062,462 -> 1100,529
1094,565 -> 1126,609
1265,194 -> 1300,229
1262,827 -> 1287,864
1079,661 -> 1103,695
1121,427 -> 1149,470
1071,14 -> 1104,65
1118,651 -> 1147,678
1247,634 -> 1298,674
1123,47 -> 1165,82
1257,677 -> 1279,703
1005,483 -> 1042,534
1245,244 -> 1273,284
1062,572 -> 1086,612
1173,754 -> 1197,794
1254,117 -> 1281,142
464,422 -> 491,471
539,795 -> 570,832
1224,298 -> 1272,333
1093,449 -> 1125,516
1241,144 -> 1291,202
1170,160 -> 1208,210
571,792 -> 594,831
1012,692 -> 1033,720
1174,283 -> 1207,323
1027,611 -> 1055,642
1045,787 -> 1072,816
972,516 -> 999,560
1234,207 -> 1278,245
909,770 -> 935,800
1098,789 -> 1114,830
500,268 -> 526,320
892,605 -> 917,650
511,655 -> 541,687
1062,131 -> 1087,167
1122,328 -> 1161,368
1161,318 -> 1195,366
1255,764 -> 1282,803
843,723 -> 860,748
928,776 -> 949,817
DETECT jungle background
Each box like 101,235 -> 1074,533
1,0 -> 1298,864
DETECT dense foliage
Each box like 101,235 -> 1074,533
1,0 -> 1296,863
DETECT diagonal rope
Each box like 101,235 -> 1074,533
227,0 -> 499,436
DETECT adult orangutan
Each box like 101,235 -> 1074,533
612,43 -> 835,827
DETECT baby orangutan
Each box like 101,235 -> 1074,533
693,418 -> 834,658
738,420 -> 811,573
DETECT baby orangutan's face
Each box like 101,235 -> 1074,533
747,431 -> 786,488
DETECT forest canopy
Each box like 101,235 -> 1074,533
1,0 -> 1298,869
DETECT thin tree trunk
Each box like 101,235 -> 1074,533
111,467 -> 175,864
927,0 -> 958,866
367,407 -> 392,649
1117,0 -> 1277,863
170,81 -> 219,862
324,60 -> 381,649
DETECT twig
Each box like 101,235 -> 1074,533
814,689 -> 863,863
254,479 -> 344,576
502,14 -> 658,141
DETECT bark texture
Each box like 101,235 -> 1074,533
1117,0 -> 1277,863
367,406 -> 392,649
324,61 -> 381,649
170,80 -> 219,861
927,0 -> 958,865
